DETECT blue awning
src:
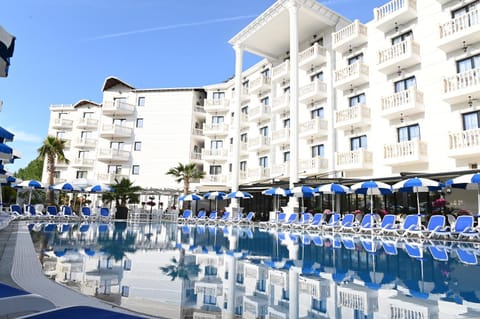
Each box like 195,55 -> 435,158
0,143 -> 12,160
0,127 -> 14,142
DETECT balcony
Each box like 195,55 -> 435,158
299,43 -> 327,70
204,98 -> 230,113
373,0 -> 417,32
52,118 -> 73,130
201,148 -> 229,163
271,94 -> 289,113
192,127 -> 204,138
299,157 -> 328,176
271,128 -> 290,145
438,8 -> 480,53
249,75 -> 271,94
271,60 -> 290,83
71,158 -> 95,168
333,20 -> 368,53
97,148 -> 130,163
299,80 -> 327,103
76,117 -> 98,129
334,104 -> 371,129
448,128 -> 480,159
97,173 -> 129,184
248,105 -> 271,122
201,174 -> 228,185
334,62 -> 369,90
190,151 -> 202,163
102,101 -> 135,116
335,149 -> 373,171
248,167 -> 271,181
55,160 -> 69,168
299,118 -> 328,139
230,142 -> 249,159
73,137 -> 97,149
442,67 -> 480,104
376,39 -> 420,74
271,162 -> 290,177
383,140 -> 428,166
99,124 -> 132,139
248,136 -> 271,152
380,88 -> 424,119
203,123 -> 229,137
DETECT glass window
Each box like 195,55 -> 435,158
203,294 -> 216,305
76,171 -> 87,178
121,286 -> 130,297
137,97 -> 145,106
452,1 -> 479,19
110,141 -> 124,150
310,71 -> 323,82
112,118 -> 126,125
56,131 -> 66,139
240,133 -> 248,143
261,68 -> 270,78
348,53 -> 363,65
283,118 -> 290,128
83,112 -> 93,118
108,165 -> 122,174
283,151 -> 290,162
241,106 -> 248,114
58,112 -> 68,119
259,156 -> 268,168
240,161 -> 247,171
457,54 -> 480,73
78,150 -> 88,158
136,118 -> 143,128
261,96 -> 270,106
260,126 -> 269,136
391,30 -> 413,45
397,124 -> 420,142
132,165 -> 140,175
350,135 -> 367,150
311,144 -> 324,157
283,86 -> 290,94
113,97 -> 126,106
311,107 -> 324,119
349,93 -> 366,107
212,115 -> 224,124
210,140 -> 223,149
212,91 -> 225,100
80,131 -> 92,138
134,141 -> 141,151
209,165 -> 222,175
394,76 -> 416,92
54,171 -> 60,179
463,111 -> 480,130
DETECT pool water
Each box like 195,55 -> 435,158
29,221 -> 480,319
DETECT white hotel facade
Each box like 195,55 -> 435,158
45,0 -> 480,210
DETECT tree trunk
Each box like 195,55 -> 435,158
47,154 -> 55,205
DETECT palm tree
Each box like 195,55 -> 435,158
102,178 -> 142,208
160,248 -> 200,281
37,136 -> 69,205
166,163 -> 205,196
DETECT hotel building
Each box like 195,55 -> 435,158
45,0 -> 480,212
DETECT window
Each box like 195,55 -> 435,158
457,54 -> 480,73
210,165 -> 222,175
113,97 -> 126,106
203,294 -> 217,305
210,140 -> 223,149
256,279 -> 266,292
78,150 -> 88,159
463,111 -> 480,130
241,106 -> 248,114
311,107 -> 324,119
121,286 -> 130,297
81,130 -> 92,139
136,118 -> 143,128
124,260 -> 132,270
261,68 -> 270,78
229,163 -> 232,172
392,30 -> 413,45
112,118 -> 126,125
240,161 -> 247,171
310,71 -> 323,82
134,141 -> 142,151
110,141 -> 124,150
283,86 -> 290,94
283,151 -> 290,162
394,76 -> 416,92
212,91 -> 225,100
108,165 -> 122,174
259,156 -> 269,168
261,96 -> 270,106
311,144 -> 324,157
312,298 -> 326,313
58,112 -> 68,119
76,171 -> 87,178
212,115 -> 224,124
137,96 -> 145,106
242,80 -> 249,90
83,112 -> 93,118
240,133 -> 248,143
348,53 -> 363,65
452,1 -> 479,21
54,171 -> 60,179
132,165 -> 140,175
205,266 -> 217,276
398,124 -> 420,142
56,131 -> 66,139
351,135 -> 367,150
349,93 -> 366,107
283,118 -> 290,128
260,126 -> 269,136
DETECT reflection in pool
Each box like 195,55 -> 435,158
29,221 -> 480,319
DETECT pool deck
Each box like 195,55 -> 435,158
0,220 -> 157,318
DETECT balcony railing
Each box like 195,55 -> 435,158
271,128 -> 290,144
71,158 -> 95,167
248,105 -> 271,122
299,157 -> 328,175
52,118 -> 73,129
97,148 -> 130,162
299,80 -> 327,103
271,60 -> 290,83
380,88 -> 424,119
299,118 -> 328,138
204,98 -> 230,113
271,162 -> 290,177
448,128 -> 480,159
438,8 -> 480,53
97,173 -> 129,184
203,123 -> 229,136
383,139 -> 427,165
334,62 -> 369,90
102,101 -> 135,116
248,136 -> 270,151
332,20 -> 368,53
442,67 -> 480,104
190,151 -> 202,161
249,75 -> 271,94
334,104 -> 371,129
201,174 -> 228,184
376,39 -> 420,74
100,124 -> 132,139
76,118 -> 98,129
374,0 -> 417,32
73,137 -> 97,149
248,167 -> 270,181
335,149 -> 373,171
272,94 -> 289,113
202,148 -> 228,162
299,43 -> 326,70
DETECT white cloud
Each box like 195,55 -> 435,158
88,15 -> 257,41
6,128 -> 43,143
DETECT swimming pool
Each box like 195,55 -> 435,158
29,221 -> 480,318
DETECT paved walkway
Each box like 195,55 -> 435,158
0,220 -> 157,318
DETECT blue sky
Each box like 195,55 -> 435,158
0,0 -> 386,172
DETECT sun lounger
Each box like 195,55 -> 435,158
10,204 -> 22,218
377,214 -> 398,235
280,213 -> 298,229
80,207 -> 94,220
455,245 -> 478,265
99,207 -> 111,220
398,215 -> 422,237
450,215 -> 479,240
322,213 -> 341,231
46,206 -> 58,219
217,211 -> 231,224
236,211 -> 255,225
205,211 -> 218,224
178,210 -> 192,223
336,213 -> 357,232
356,214 -> 377,234
292,213 -> 312,229
260,212 -> 286,228
428,242 -> 449,262
305,213 -> 325,230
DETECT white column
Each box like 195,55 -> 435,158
288,1 -> 300,210
288,266 -> 301,319
223,254 -> 237,319
231,44 -> 244,209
